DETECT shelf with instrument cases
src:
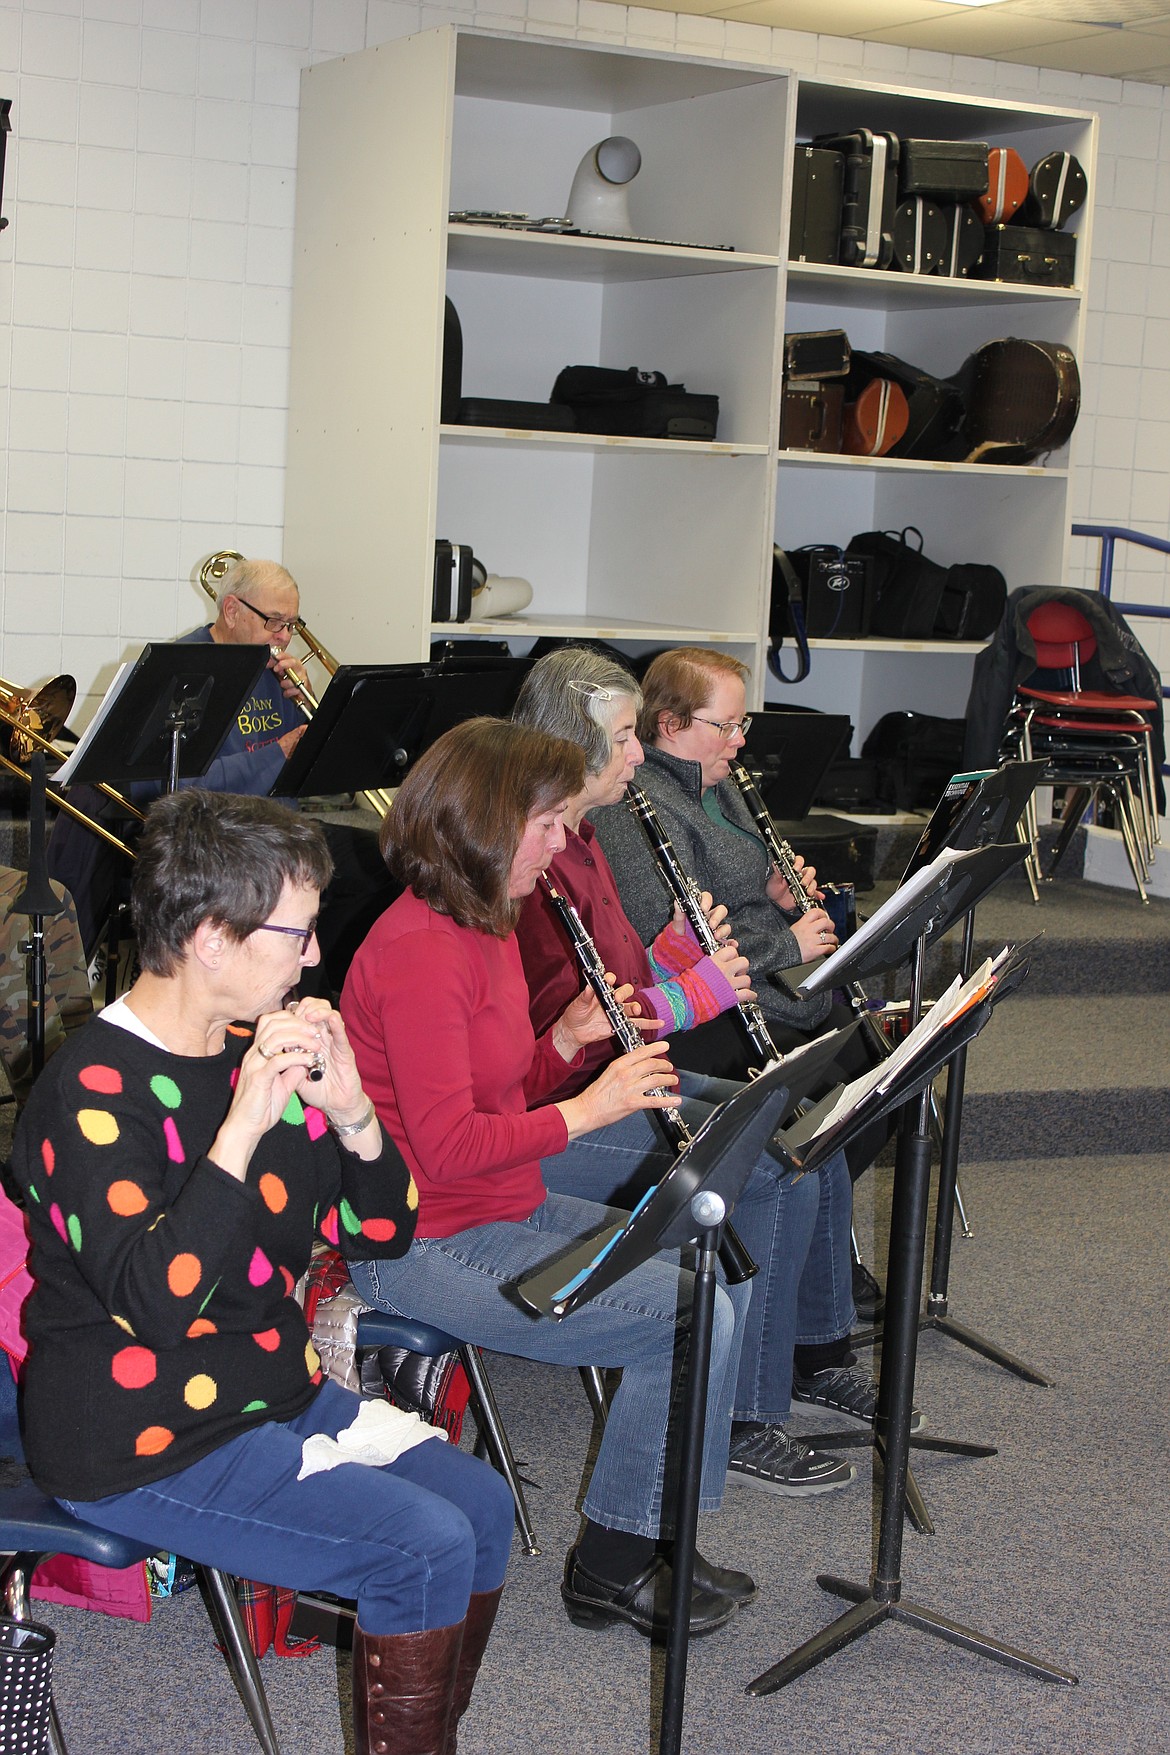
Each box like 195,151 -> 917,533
769,75 -> 1096,742
283,31 -> 1095,738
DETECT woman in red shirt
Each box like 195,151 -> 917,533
342,717 -> 774,1640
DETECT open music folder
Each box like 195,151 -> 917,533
777,940 -> 1033,1176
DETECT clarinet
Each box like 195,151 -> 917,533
623,782 -> 781,1069
540,876 -> 757,1285
541,876 -> 691,1154
727,759 -> 891,1060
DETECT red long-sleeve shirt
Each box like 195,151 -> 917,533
341,889 -> 579,1238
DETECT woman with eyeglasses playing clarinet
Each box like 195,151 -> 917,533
512,648 -> 902,1499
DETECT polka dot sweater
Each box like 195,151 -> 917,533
10,1018 -> 419,1501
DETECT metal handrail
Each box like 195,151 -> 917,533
1070,524 -> 1170,784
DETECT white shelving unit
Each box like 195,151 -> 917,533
283,31 -> 1096,747
285,28 -> 792,680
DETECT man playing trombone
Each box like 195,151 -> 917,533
182,557 -> 308,793
49,556 -> 388,990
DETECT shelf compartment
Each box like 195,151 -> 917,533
785,262 -> 1082,311
448,225 -> 779,282
777,449 -> 1066,480
804,636 -> 989,654
442,425 -> 768,457
432,614 -> 760,642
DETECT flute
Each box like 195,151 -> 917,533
623,782 -> 781,1069
541,875 -> 757,1284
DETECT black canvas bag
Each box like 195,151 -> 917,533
845,526 -> 948,639
934,561 -> 1007,640
862,712 -> 968,811
551,366 -> 718,440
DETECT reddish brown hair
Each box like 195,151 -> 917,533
637,648 -> 750,743
380,717 -> 584,936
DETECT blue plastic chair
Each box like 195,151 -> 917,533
0,1478 -> 280,1754
355,1312 -> 612,1560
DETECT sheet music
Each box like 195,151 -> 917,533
797,844 -> 961,995
807,949 -> 1012,1141
52,662 -> 132,787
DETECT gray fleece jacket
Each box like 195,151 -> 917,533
591,745 -> 832,1034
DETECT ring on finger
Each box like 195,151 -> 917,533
257,1042 -> 279,1061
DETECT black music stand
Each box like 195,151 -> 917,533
518,1058 -> 794,1755
748,841 -> 1078,1699
904,763 -> 1052,1386
11,754 -> 64,1083
275,658 -> 531,798
54,643 -> 268,793
740,710 -> 851,821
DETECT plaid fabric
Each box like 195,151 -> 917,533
235,1578 -> 319,1660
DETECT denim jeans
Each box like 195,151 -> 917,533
59,1380 -> 514,1634
547,1070 -> 855,1422
350,1191 -> 748,1538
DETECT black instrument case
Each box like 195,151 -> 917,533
897,138 -> 989,200
789,146 -> 843,264
813,129 -> 899,270
972,224 -> 1076,288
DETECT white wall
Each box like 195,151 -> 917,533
1,0 -> 1168,747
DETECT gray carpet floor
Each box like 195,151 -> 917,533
12,871 -> 1170,1754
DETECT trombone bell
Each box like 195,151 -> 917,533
0,675 -> 76,763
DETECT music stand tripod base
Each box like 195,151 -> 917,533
747,1577 -> 1078,1695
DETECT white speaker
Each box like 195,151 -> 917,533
565,136 -> 642,235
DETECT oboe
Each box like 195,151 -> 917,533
540,876 -> 757,1284
624,782 -> 780,1068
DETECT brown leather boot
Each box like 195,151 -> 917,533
444,1585 -> 503,1754
352,1619 -> 464,1755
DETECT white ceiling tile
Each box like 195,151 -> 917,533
713,0 -> 941,25
864,13 -> 1100,50
990,25 -> 1170,71
998,0 -> 1170,18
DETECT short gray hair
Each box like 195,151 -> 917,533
513,648 -> 642,777
218,557 -> 299,608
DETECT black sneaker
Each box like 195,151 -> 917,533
726,1423 -> 855,1496
791,1364 -> 924,1434
852,1259 -> 885,1324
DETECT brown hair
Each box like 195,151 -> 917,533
380,717 -> 585,936
637,648 -> 750,743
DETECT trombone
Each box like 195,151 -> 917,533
195,550 -> 393,817
0,675 -> 141,861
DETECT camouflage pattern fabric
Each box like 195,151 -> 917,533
0,869 -> 93,1104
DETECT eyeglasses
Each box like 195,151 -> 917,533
235,597 -> 302,637
253,921 -> 318,955
693,714 -> 752,739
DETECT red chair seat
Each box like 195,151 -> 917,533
1018,686 -> 1158,711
